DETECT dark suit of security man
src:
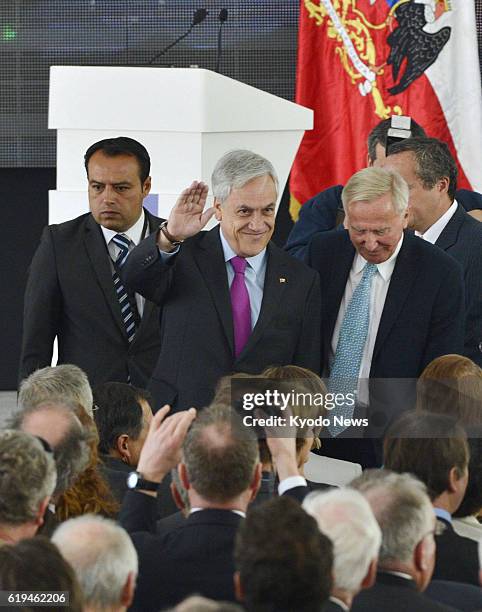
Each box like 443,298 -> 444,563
20,137 -> 163,388
123,150 -> 321,411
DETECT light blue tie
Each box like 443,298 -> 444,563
328,262 -> 378,436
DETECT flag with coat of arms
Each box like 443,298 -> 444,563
290,0 -> 482,216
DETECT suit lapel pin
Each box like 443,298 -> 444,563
279,277 -> 287,283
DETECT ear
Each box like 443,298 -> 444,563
361,558 -> 378,590
414,537 -> 431,572
402,208 -> 409,229
116,434 -> 131,463
35,496 -> 51,527
179,462 -> 191,490
170,481 -> 186,512
249,463 -> 262,503
120,571 -> 136,608
142,176 -> 152,197
447,466 -> 460,493
214,198 -> 223,221
234,571 -> 244,603
367,154 -> 373,167
436,176 -> 449,196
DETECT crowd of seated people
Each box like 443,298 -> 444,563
0,352 -> 480,611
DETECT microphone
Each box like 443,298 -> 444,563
215,9 -> 228,73
148,8 -> 208,65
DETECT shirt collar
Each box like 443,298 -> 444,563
380,570 -> 413,581
190,507 -> 246,518
100,209 -> 145,246
434,507 -> 452,523
415,201 -> 458,244
353,233 -> 404,281
329,596 -> 350,611
219,227 -> 267,276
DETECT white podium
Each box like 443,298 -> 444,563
48,66 -> 313,224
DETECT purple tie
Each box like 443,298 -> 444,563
230,256 -> 252,358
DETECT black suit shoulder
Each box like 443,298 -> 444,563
129,508 -> 241,611
425,579 -> 482,611
352,574 -> 460,612
433,520 -> 480,586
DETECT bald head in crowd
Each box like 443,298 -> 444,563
178,403 -> 261,510
53,515 -> 138,612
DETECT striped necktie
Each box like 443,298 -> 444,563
328,262 -> 378,436
111,233 -> 137,344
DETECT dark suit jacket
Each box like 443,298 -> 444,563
323,599 -> 347,612
433,518 -> 480,586
98,455 -> 131,505
435,204 -> 482,366
426,580 -> 482,611
306,230 -> 465,434
120,491 -> 241,611
351,572 -> 460,612
123,226 -> 321,411
286,185 -> 482,261
19,211 -> 163,388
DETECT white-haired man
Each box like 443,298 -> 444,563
18,363 -> 94,417
0,430 -> 56,544
305,166 -> 464,466
303,488 -> 381,611
350,470 -> 457,612
124,149 -> 321,411
52,515 -> 138,612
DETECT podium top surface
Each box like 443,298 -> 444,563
48,66 -> 313,132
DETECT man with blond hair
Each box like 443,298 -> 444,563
303,488 -> 381,610
306,167 -> 464,465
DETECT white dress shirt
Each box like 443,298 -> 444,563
330,235 -> 404,404
415,201 -> 458,244
101,211 -> 147,316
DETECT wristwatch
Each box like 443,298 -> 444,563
126,471 -> 159,492
159,221 -> 184,246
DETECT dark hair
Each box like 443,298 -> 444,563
93,382 -> 152,455
454,438 -> 482,518
235,496 -> 333,612
383,411 -> 469,500
0,537 -> 83,612
367,117 -> 426,162
386,136 -> 458,200
84,137 -> 151,183
183,403 -> 259,503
